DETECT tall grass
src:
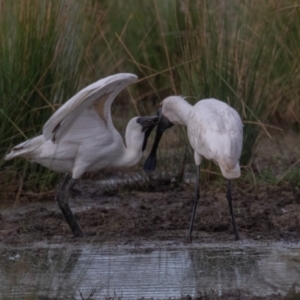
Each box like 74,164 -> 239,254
262,4 -> 300,130
0,0 -> 110,199
1,0 -> 300,200
100,0 -> 300,179
173,1 -> 275,165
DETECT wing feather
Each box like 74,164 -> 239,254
42,73 -> 138,143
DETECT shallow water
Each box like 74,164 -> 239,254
1,241 -> 300,299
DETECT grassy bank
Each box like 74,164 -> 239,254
1,0 -> 300,201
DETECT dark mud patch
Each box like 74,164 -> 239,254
1,181 -> 300,246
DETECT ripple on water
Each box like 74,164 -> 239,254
0,241 -> 300,299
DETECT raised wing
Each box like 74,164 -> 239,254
43,73 -> 138,143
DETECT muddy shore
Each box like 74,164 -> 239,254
1,177 -> 300,246
2,128 -> 300,300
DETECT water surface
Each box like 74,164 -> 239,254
1,241 -> 300,299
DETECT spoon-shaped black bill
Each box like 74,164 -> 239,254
137,116 -> 159,151
143,114 -> 173,173
142,124 -> 156,151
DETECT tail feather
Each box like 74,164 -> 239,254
219,159 -> 241,179
4,136 -> 43,160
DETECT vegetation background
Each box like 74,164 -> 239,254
1,0 -> 300,202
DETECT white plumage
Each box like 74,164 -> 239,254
5,73 -> 158,237
163,96 -> 243,178
144,96 -> 243,241
5,73 -> 150,177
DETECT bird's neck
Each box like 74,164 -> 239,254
166,97 -> 192,126
117,146 -> 143,167
111,139 -> 143,168
113,125 -> 144,168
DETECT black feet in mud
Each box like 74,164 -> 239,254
73,230 -> 84,238
235,233 -> 240,241
186,234 -> 193,243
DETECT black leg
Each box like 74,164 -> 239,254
55,174 -> 84,237
187,165 -> 200,242
226,179 -> 240,241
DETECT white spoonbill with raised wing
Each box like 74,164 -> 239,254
144,96 -> 243,242
5,73 -> 159,237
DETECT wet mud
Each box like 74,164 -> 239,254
1,179 -> 300,246
1,178 -> 300,300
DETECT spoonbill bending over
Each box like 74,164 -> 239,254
5,73 -> 159,237
144,96 -> 243,242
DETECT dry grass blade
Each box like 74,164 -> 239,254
243,121 -> 284,132
275,158 -> 300,186
153,0 -> 177,94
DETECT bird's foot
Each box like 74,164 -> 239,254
185,235 -> 193,243
73,229 -> 84,238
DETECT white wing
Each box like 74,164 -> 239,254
42,73 -> 138,143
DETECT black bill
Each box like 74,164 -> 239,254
136,115 -> 159,151
143,113 -> 173,173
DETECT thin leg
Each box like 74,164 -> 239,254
55,174 -> 83,237
187,165 -> 200,242
226,180 -> 240,241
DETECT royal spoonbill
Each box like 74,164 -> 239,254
144,96 -> 243,242
5,73 -> 159,237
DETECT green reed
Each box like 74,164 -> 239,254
1,0 -> 300,199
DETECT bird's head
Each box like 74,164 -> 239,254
125,116 -> 159,153
159,96 -> 190,126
